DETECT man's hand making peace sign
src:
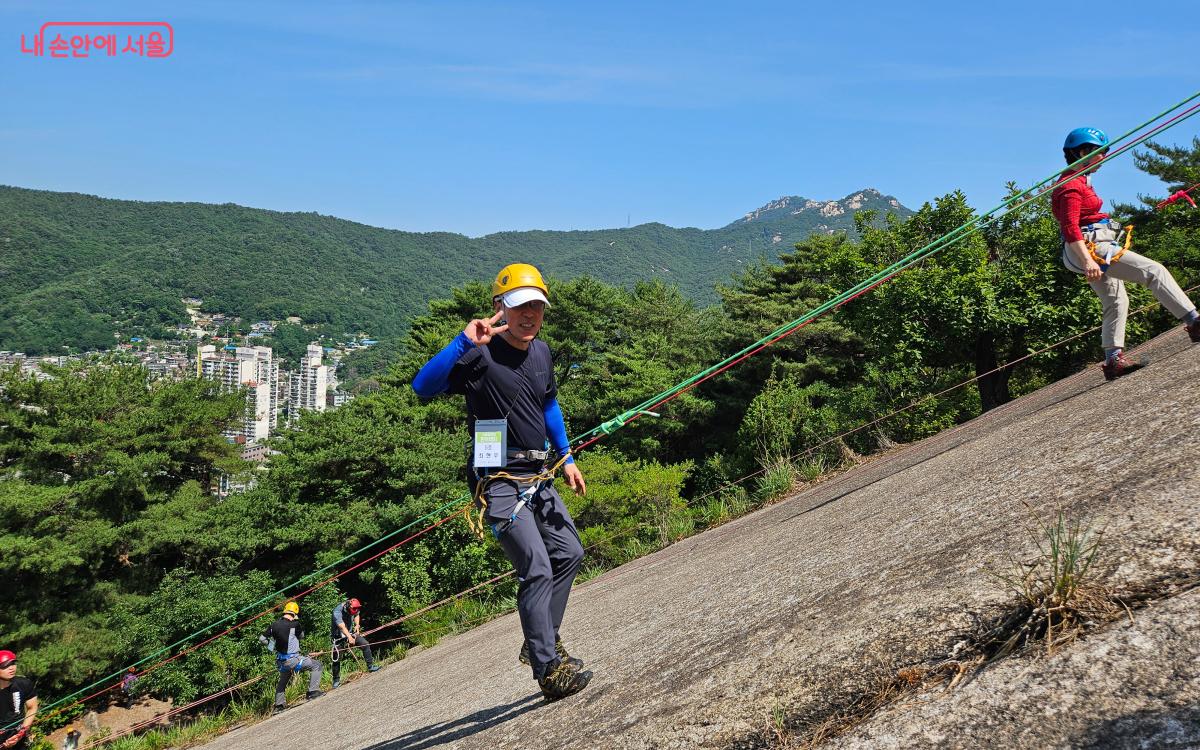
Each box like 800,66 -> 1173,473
464,310 -> 509,346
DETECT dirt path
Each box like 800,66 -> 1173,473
45,697 -> 174,748
199,329 -> 1200,750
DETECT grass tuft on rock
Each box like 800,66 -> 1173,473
983,503 -> 1119,660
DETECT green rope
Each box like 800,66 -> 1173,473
598,409 -> 660,434
572,89 -> 1200,442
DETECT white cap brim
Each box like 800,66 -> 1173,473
501,287 -> 550,308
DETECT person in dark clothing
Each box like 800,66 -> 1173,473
330,598 -> 380,688
0,650 -> 37,750
119,668 -> 138,708
413,262 -> 591,702
259,602 -> 323,713
62,727 -> 81,750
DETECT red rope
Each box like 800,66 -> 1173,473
1156,180 -> 1200,209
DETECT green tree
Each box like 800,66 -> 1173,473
0,364 -> 247,697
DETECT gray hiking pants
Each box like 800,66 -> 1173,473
482,478 -> 584,680
1063,243 -> 1196,349
275,655 -> 321,705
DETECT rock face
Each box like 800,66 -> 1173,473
827,588 -> 1200,749
199,330 -> 1200,750
740,189 -> 888,224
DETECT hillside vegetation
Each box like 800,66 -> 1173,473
0,186 -> 907,354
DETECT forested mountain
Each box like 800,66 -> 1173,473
0,185 -> 909,353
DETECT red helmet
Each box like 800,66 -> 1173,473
0,650 -> 16,667
347,598 -> 362,613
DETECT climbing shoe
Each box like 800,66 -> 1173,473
306,690 -> 325,700
1101,352 -> 1146,381
519,637 -> 582,669
538,660 -> 593,702
368,665 -> 382,673
1187,318 -> 1200,343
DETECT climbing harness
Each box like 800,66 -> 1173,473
467,452 -> 571,539
491,479 -> 544,538
1083,219 -> 1134,271
275,653 -> 306,674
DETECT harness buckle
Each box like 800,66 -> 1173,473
507,448 -> 550,461
1084,222 -> 1133,271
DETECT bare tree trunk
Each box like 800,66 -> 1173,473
975,332 -> 1013,412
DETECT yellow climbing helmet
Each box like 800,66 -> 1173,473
493,263 -> 550,307
283,601 -> 300,616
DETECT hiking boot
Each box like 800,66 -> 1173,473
305,690 -> 325,700
519,637 -> 582,669
1101,352 -> 1146,381
367,665 -> 381,673
538,660 -> 593,702
1187,318 -> 1200,343
272,704 -> 286,715
331,679 -> 340,689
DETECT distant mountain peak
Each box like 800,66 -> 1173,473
740,188 -> 903,224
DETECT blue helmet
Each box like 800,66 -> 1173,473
1064,127 -> 1109,150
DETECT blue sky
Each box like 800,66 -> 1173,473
3,1 -> 1198,237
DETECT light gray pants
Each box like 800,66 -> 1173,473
1063,244 -> 1196,349
275,655 -> 322,705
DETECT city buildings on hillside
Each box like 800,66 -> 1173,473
241,443 -> 270,462
198,344 -> 278,443
288,343 -> 332,424
0,351 -> 75,380
7,303 -> 374,436
6,331 -> 366,497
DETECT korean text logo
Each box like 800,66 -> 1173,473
20,22 -> 173,58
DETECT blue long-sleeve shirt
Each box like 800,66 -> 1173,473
411,332 -> 473,398
412,333 -> 573,463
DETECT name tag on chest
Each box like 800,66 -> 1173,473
474,418 -> 508,468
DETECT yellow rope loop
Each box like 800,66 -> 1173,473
464,484 -> 489,539
462,454 -> 572,538
1113,224 -> 1134,262
1086,223 -> 1135,268
463,503 -> 485,539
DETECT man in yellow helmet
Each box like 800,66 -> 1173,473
259,601 -> 324,713
412,263 -> 592,702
